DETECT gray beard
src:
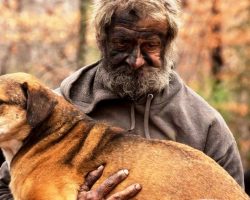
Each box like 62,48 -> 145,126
98,61 -> 172,100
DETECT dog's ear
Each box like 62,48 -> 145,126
21,82 -> 58,128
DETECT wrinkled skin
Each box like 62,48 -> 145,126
99,11 -> 170,100
107,25 -> 166,69
77,166 -> 141,200
105,10 -> 168,70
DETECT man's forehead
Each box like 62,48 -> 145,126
112,10 -> 168,35
110,26 -> 164,41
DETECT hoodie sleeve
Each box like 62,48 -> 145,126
0,162 -> 13,200
204,114 -> 244,188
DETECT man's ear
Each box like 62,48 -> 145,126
21,82 -> 58,128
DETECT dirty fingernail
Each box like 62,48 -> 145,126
122,169 -> 129,175
98,165 -> 104,170
135,184 -> 141,190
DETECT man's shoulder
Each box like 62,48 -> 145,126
165,74 -> 225,125
61,60 -> 101,88
59,60 -> 101,100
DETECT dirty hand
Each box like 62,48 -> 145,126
77,165 -> 141,200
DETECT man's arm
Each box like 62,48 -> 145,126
204,116 -> 244,188
216,142 -> 245,188
0,162 -> 13,200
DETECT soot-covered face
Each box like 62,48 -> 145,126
100,11 -> 172,100
108,23 -> 166,69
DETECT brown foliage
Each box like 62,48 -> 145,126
0,0 -> 249,168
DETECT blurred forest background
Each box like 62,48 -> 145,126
0,0 -> 249,171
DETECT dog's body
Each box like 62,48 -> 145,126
0,73 -> 248,200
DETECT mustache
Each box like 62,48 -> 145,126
109,63 -> 160,76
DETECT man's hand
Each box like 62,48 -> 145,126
77,165 -> 141,200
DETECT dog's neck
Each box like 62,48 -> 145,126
1,140 -> 23,168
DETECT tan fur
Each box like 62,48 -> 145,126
0,73 -> 249,200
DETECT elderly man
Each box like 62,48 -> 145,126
0,0 -> 245,199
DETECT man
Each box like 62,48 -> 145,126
0,0 -> 245,199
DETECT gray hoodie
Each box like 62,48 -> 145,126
59,60 -> 244,187
0,61 -> 245,199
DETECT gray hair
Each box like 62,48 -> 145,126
93,0 -> 180,52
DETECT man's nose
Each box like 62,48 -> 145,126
126,47 -> 145,69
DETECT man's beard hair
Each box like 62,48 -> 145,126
98,55 -> 173,101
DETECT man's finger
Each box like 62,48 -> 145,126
107,184 -> 142,200
80,165 -> 105,191
95,169 -> 129,197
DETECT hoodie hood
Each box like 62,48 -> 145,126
60,60 -> 118,113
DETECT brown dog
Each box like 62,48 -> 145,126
0,73 -> 248,200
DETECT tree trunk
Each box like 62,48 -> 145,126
210,0 -> 223,83
77,0 -> 88,68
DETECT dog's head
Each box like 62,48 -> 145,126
0,73 -> 57,143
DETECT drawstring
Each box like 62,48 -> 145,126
129,103 -> 135,131
129,94 -> 154,139
144,94 -> 153,139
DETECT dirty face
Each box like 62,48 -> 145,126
107,19 -> 167,70
101,11 -> 172,100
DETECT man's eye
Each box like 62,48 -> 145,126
143,42 -> 161,52
112,41 -> 129,50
